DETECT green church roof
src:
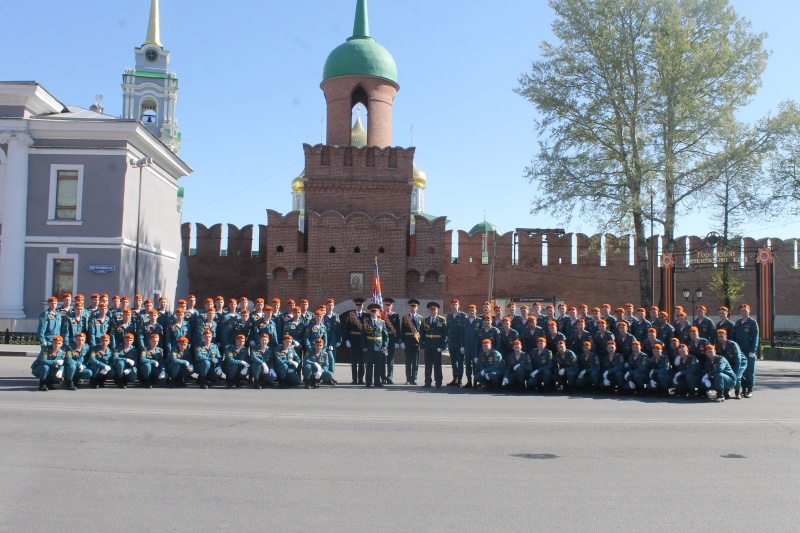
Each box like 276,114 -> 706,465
322,0 -> 398,87
469,221 -> 500,236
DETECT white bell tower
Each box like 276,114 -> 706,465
121,0 -> 181,153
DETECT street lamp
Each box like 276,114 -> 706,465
129,157 -> 153,297
682,287 -> 703,322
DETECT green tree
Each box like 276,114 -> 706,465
516,0 -> 773,305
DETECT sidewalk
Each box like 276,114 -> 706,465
0,344 -> 39,357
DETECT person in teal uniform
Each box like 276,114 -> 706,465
193,329 -> 220,389
273,335 -> 301,387
323,299 -> 341,374
63,332 -> 92,390
552,340 -> 579,392
502,339 -> 532,391
528,337 -> 554,392
497,317 -> 520,359
445,299 -> 467,387
140,334 -> 168,389
304,310 -> 328,355
602,340 -> 626,393
693,305 -> 716,341
461,304 -> 483,389
522,316 -> 546,353
303,338 -> 330,388
87,334 -> 114,388
166,307 -> 191,354
112,309 -> 140,351
575,341 -> 601,391
716,306 -> 735,339
166,335 -> 193,388
648,341 -> 672,396
567,318 -> 592,355
671,343 -> 702,398
223,334 -> 251,388
66,301 -> 90,347
250,333 -> 276,389
703,344 -> 736,402
715,329 -> 746,399
37,297 -> 63,347
733,303 -> 759,398
623,340 -> 650,393
111,332 -> 138,388
361,303 -> 389,387
88,304 -> 112,347
475,339 -> 504,390
31,335 -> 65,391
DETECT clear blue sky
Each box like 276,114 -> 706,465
4,0 -> 799,245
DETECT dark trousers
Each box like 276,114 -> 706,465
424,348 -> 443,386
405,344 -> 420,382
366,349 -> 386,386
351,346 -> 365,382
449,343 -> 463,378
384,341 -> 396,381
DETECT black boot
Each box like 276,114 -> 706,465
463,377 -> 472,389
38,379 -> 48,391
65,379 -> 77,391
98,375 -> 107,388
304,379 -> 311,389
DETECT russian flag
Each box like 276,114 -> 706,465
371,257 -> 383,307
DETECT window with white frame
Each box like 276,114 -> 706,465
48,165 -> 83,222
45,253 -> 78,301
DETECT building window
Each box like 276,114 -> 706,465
48,165 -> 83,223
141,98 -> 158,124
45,253 -> 78,302
354,247 -> 361,254
378,247 -> 385,254
329,246 -> 336,253
276,246 -> 284,253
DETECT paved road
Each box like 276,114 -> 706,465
1,357 -> 798,532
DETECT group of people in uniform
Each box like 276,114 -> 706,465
31,292 -> 760,402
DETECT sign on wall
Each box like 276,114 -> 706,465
87,264 -> 116,274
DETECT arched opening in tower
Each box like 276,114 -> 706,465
350,86 -> 369,147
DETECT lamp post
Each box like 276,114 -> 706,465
129,157 -> 153,297
649,187 -> 655,307
682,287 -> 703,322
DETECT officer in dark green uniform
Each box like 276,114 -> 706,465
362,303 -> 389,387
343,298 -> 366,384
420,302 -> 447,388
400,300 -> 423,385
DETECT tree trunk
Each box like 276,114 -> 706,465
633,210 -> 652,306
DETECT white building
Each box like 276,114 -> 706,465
0,0 -> 191,331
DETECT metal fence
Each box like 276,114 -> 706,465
1,330 -> 38,345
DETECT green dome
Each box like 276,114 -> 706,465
323,37 -> 398,86
322,0 -> 398,86
469,221 -> 500,236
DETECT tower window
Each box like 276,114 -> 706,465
378,247 -> 385,254
329,246 -> 336,253
276,246 -> 284,253
140,99 -> 158,124
354,247 -> 361,254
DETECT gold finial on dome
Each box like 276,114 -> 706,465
351,106 -> 367,147
413,164 -> 427,188
291,171 -> 305,192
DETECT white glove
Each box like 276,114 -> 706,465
481,370 -> 487,377
502,378 -> 509,385
269,369 -> 277,378
262,363 -> 268,372
702,377 -> 712,388
215,367 -> 223,376
401,343 -> 405,349
188,364 -> 194,372
531,369 -> 539,378
579,370 -> 586,378
460,347 -> 465,354
240,367 -> 248,376
314,371 -> 322,379
159,370 -> 166,379
437,348 -> 442,353
126,359 -> 134,366
212,357 -> 219,363
346,340 -> 351,348
514,364 -> 520,371
123,369 -> 131,375
336,342 -> 342,347
154,361 -> 159,368
603,370 -> 609,379
558,368 -> 565,376
55,369 -> 63,379
624,371 -> 630,380
290,360 -> 298,368
474,358 -> 479,364
650,379 -> 657,388
78,364 -> 84,371
673,375 -> 679,385
100,365 -> 110,375
624,363 -> 629,369
382,348 -> 388,355
56,359 -> 64,367
675,371 -> 682,378
314,363 -> 321,372
628,381 -> 636,389
674,356 -> 681,366
293,340 -> 300,348
603,378 -> 611,386
288,368 -> 296,373
649,369 -> 655,378
395,343 -> 400,348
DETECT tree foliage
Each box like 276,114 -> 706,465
516,0 -> 780,305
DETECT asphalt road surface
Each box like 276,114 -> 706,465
1,357 -> 798,532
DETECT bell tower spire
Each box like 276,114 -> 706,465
145,0 -> 162,46
351,0 -> 369,39
121,0 -> 181,153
